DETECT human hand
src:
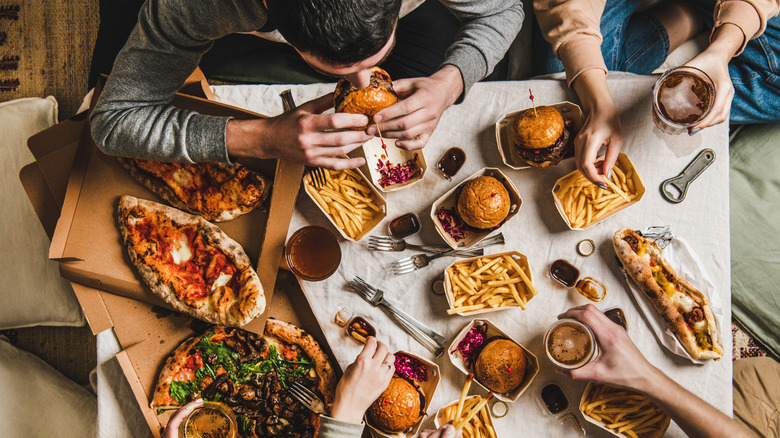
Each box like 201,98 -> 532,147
557,304 -> 659,393
368,65 -> 464,150
226,93 -> 372,170
162,399 -> 203,438
684,49 -> 734,134
330,337 -> 395,424
574,99 -> 622,187
420,424 -> 462,438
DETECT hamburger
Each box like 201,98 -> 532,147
456,176 -> 511,229
510,106 -> 572,167
474,338 -> 527,394
334,67 -> 398,129
367,376 -> 425,434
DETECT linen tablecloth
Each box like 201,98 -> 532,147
213,76 -> 732,437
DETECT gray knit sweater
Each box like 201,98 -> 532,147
90,0 -> 524,162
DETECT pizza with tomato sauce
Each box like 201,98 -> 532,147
117,195 -> 264,326
613,228 -> 722,360
117,158 -> 270,222
151,320 -> 336,438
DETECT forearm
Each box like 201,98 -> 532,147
571,69 -> 614,116
706,23 -> 744,62
431,65 -> 464,109
226,119 -> 271,160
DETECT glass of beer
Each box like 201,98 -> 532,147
544,319 -> 598,370
284,225 -> 341,281
179,402 -> 237,438
652,66 -> 715,135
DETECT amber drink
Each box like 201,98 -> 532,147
285,226 -> 341,281
179,402 -> 237,438
652,66 -> 714,135
544,319 -> 597,370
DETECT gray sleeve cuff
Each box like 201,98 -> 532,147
185,114 -> 232,163
318,415 -> 365,438
442,43 -> 488,103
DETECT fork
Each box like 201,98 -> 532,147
368,235 -> 450,253
350,277 -> 447,352
288,382 -> 326,415
281,90 -> 328,189
391,248 -> 484,275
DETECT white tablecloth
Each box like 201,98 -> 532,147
212,76 -> 732,437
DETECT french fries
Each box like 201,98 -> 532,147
438,394 -> 497,438
305,169 -> 383,239
445,253 -> 537,315
580,383 -> 670,438
554,159 -> 639,229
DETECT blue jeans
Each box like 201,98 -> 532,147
532,0 -> 780,124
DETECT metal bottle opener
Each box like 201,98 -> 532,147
660,148 -> 715,203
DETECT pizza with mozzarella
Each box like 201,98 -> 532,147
613,228 -> 722,360
117,195 -> 265,326
117,158 -> 270,222
152,320 -> 336,438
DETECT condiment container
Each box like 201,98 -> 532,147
443,251 -> 537,316
495,102 -> 584,170
362,136 -> 427,192
284,226 -> 341,281
448,319 -> 539,402
435,147 -> 466,180
430,167 -> 522,250
533,383 -> 585,437
548,259 -> 606,302
434,395 -> 498,438
365,351 -> 440,438
579,382 -> 672,438
605,307 -> 628,331
388,213 -> 421,238
346,316 -> 376,343
303,167 -> 387,242
551,152 -> 645,230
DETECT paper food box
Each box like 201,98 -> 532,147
361,136 -> 427,192
434,395 -> 498,438
579,382 -> 671,438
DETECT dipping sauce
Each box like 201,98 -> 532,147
346,316 -> 376,343
605,308 -> 628,331
550,259 -> 579,287
285,226 -> 341,281
436,147 -> 466,180
575,277 -> 606,302
541,384 -> 569,414
544,319 -> 596,369
180,403 -> 237,438
389,213 -> 421,238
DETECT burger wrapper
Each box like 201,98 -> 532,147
361,136 -> 427,192
431,167 -> 522,250
448,319 -> 539,403
495,102 -> 584,170
552,152 -> 646,230
443,251 -> 537,316
579,382 -> 671,438
434,395 -> 498,437
365,351 -> 440,438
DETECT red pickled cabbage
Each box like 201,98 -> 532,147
453,325 -> 487,367
394,352 -> 429,382
376,154 -> 420,187
436,207 -> 467,242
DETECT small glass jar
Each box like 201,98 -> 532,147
179,402 -> 237,438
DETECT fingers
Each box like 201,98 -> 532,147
313,155 -> 366,171
356,336 -> 378,360
382,352 -> 396,376
601,141 -> 622,181
372,340 -> 389,361
164,399 -> 203,436
298,93 -> 336,114
309,113 -> 371,132
439,424 -> 458,438
395,133 -> 430,150
690,81 -> 733,132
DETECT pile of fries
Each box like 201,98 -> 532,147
580,383 -> 670,438
438,375 -> 497,438
555,160 -> 638,229
305,169 -> 383,239
446,253 -> 538,315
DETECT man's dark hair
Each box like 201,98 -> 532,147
266,0 -> 402,65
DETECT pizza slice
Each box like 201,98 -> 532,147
117,158 -> 270,222
613,228 -> 723,360
117,195 -> 265,326
151,320 -> 337,438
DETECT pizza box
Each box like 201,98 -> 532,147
360,136 -> 427,192
443,251 -> 538,316
47,79 -> 305,323
447,319 -> 539,403
495,102 -> 583,170
430,167 -> 522,250
578,382 -> 671,438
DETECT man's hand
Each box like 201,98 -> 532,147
329,337 -> 395,424
420,424 -> 461,438
162,399 -> 203,438
226,93 -> 372,170
684,23 -> 742,134
368,65 -> 464,150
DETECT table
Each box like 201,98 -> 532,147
212,75 -> 732,437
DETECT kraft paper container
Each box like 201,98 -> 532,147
495,102 -> 583,170
443,251 -> 537,316
448,319 -> 539,402
362,136 -> 427,192
551,152 -> 645,230
430,168 -> 521,250
434,395 -> 498,437
303,168 -> 387,242
579,382 -> 671,438
365,351 -> 441,438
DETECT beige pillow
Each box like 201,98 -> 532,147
0,336 -> 96,437
0,96 -> 84,329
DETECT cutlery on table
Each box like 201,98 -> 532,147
369,232 -> 505,253
391,248 -> 484,275
288,382 -> 326,415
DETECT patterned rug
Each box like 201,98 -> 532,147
732,320 -> 771,360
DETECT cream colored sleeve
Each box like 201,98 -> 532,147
713,0 -> 780,54
534,0 -> 608,87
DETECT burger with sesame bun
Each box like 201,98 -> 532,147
474,338 -> 527,394
510,105 -> 572,168
334,67 -> 398,130
367,376 -> 425,433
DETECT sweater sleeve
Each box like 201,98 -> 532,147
534,0 -> 607,87
713,0 -> 780,54
317,415 -> 365,438
89,0 -> 268,162
440,0 -> 525,98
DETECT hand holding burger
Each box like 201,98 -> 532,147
335,67 -> 398,130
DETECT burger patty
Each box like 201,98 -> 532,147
515,127 -> 571,165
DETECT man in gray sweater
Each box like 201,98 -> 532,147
90,0 -> 524,170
